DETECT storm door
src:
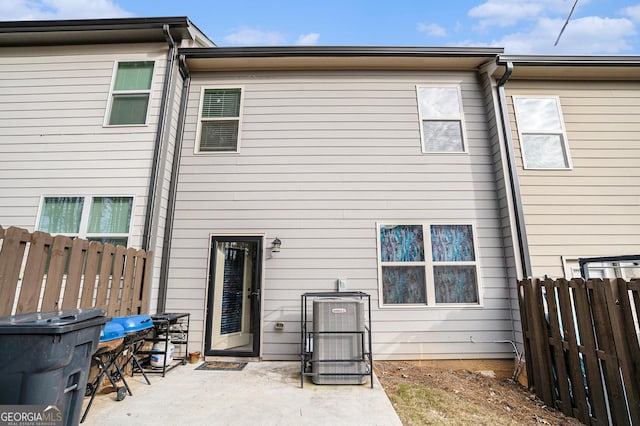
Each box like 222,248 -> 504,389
205,237 -> 262,356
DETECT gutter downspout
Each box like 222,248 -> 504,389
156,55 -> 190,313
496,61 -> 532,277
142,24 -> 175,251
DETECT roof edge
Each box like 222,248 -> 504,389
497,54 -> 640,66
0,16 -> 191,32
180,46 -> 504,59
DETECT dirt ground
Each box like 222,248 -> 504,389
374,361 -> 583,425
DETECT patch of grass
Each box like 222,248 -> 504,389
389,382 -> 516,426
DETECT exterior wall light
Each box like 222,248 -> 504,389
271,237 -> 282,253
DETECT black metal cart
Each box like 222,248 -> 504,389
300,291 -> 373,388
136,313 -> 190,377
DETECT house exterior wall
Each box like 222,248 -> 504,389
504,79 -> 640,278
0,42 -> 175,312
167,69 -> 515,360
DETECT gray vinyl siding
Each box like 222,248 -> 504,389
0,43 -> 170,304
169,70 -> 513,360
505,80 -> 640,277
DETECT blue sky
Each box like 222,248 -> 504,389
3,0 -> 640,54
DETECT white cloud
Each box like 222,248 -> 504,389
223,27 -> 286,46
0,0 -> 131,20
469,1 -> 545,28
468,0 -> 592,29
496,16 -> 636,54
296,33 -> 320,45
417,23 -> 447,37
623,4 -> 640,22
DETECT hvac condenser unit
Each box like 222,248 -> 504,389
311,298 -> 366,384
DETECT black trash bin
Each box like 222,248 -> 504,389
0,308 -> 108,426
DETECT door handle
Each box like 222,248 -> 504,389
250,289 -> 261,298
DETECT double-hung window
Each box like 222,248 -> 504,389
416,85 -> 466,153
378,223 -> 480,306
106,61 -> 154,126
37,196 -> 133,246
196,88 -> 243,153
513,96 -> 572,169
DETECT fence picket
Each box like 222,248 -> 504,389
0,227 -> 29,316
542,279 -> 573,417
609,279 -> 640,424
139,251 -> 153,314
62,238 -> 87,310
556,279 -> 590,423
119,247 -> 137,316
0,226 -> 152,317
42,235 -> 71,312
108,246 -> 127,317
81,241 -> 101,307
95,244 -> 115,310
16,231 -> 50,314
589,279 -> 627,425
573,279 -> 609,424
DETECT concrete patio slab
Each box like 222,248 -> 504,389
82,361 -> 401,426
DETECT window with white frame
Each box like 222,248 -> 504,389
106,61 -> 154,125
37,196 -> 133,246
196,88 -> 243,152
513,96 -> 571,169
562,257 -> 640,280
416,85 -> 466,153
377,223 -> 480,306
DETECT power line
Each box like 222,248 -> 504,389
554,0 -> 579,46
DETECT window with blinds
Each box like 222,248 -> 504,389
416,85 -> 467,153
197,88 -> 242,152
106,61 -> 154,126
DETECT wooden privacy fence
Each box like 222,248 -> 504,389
519,278 -> 640,425
0,225 -> 152,317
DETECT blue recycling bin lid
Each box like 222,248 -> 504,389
99,321 -> 125,342
110,315 -> 153,333
0,309 -> 108,335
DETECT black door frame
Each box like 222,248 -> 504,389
204,235 -> 262,357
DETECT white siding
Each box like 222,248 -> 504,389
168,70 -> 513,360
506,80 -> 640,277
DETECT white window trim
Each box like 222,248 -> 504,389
35,195 -> 135,244
416,83 -> 468,154
194,86 -> 245,154
376,221 -> 483,308
562,256 -> 640,280
513,95 -> 572,170
103,60 -> 155,127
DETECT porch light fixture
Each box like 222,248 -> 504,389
270,237 -> 282,253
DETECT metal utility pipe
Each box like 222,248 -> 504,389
496,61 -> 532,278
156,55 -> 190,313
142,24 -> 175,251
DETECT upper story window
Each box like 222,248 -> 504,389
37,196 -> 133,246
196,88 -> 243,153
377,223 -> 480,307
513,96 -> 572,169
416,85 -> 466,153
106,61 -> 154,126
